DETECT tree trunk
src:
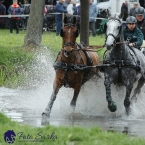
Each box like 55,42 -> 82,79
24,0 -> 45,48
80,0 -> 89,46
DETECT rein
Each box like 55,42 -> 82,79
116,42 -> 129,45
75,42 -> 105,52
53,61 -> 138,71
61,42 -> 105,52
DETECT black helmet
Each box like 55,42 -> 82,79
126,16 -> 137,23
135,7 -> 144,15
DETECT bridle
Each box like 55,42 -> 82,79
64,42 -> 75,49
105,18 -> 122,45
60,24 -> 79,52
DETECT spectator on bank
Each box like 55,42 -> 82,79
43,6 -> 48,32
0,0 -> 6,28
121,0 -> 128,28
89,0 -> 98,37
129,2 -> 139,17
121,0 -> 128,21
135,7 -> 145,39
8,0 -> 22,34
135,6 -> 145,53
44,6 -> 48,16
74,4 -> 80,32
55,0 -> 68,36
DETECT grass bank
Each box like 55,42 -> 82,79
0,29 -> 105,87
0,113 -> 145,145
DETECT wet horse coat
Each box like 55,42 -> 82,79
104,16 -> 145,115
42,17 -> 100,120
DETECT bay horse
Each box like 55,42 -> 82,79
42,17 -> 100,119
103,15 -> 145,115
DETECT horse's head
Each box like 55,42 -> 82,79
105,15 -> 122,50
60,17 -> 79,57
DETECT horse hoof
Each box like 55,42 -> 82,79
41,112 -> 50,125
70,104 -> 75,110
70,101 -> 76,110
108,101 -> 117,112
42,112 -> 50,118
125,107 -> 131,116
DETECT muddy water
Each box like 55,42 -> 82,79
0,49 -> 145,138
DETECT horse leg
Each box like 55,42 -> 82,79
124,83 -> 133,115
131,78 -> 145,102
70,85 -> 81,110
42,78 -> 62,118
104,75 -> 117,112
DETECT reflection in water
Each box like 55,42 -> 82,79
0,49 -> 145,139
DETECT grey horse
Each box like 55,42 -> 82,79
104,15 -> 145,115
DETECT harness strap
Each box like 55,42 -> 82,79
53,62 -> 87,71
128,46 -> 140,67
104,59 -> 132,65
103,59 -> 140,83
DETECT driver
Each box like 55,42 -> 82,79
123,16 -> 144,49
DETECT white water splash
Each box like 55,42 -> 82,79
0,47 -> 145,136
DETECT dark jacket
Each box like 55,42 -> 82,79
121,3 -> 128,21
129,7 -> 136,17
8,4 -> 22,20
55,2 -> 67,20
137,19 -> 145,40
0,3 -> 6,15
123,27 -> 144,48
